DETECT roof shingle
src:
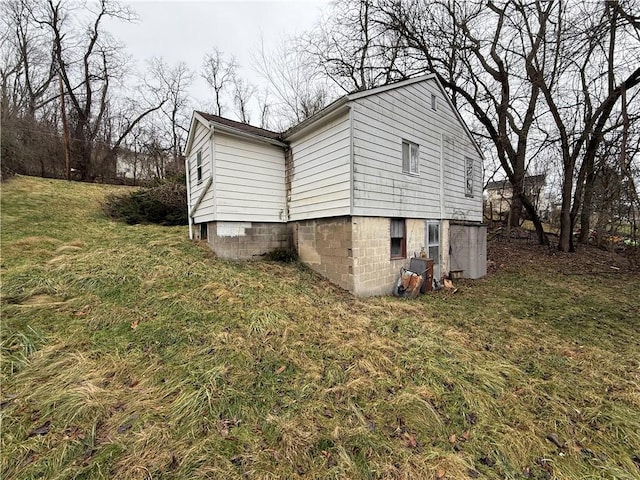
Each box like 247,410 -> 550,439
195,111 -> 283,141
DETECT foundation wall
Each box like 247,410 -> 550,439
290,217 -> 354,292
351,217 -> 425,296
193,216 -> 483,296
195,221 -> 291,260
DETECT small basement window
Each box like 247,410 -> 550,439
390,218 -> 406,259
402,140 -> 419,175
196,151 -> 202,184
200,222 -> 208,240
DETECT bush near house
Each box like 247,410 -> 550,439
102,175 -> 187,226
1,176 -> 639,480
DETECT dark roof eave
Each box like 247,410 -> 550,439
194,111 -> 285,143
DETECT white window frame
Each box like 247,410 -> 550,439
426,221 -> 441,279
431,93 -> 437,111
390,218 -> 406,260
465,157 -> 474,197
402,140 -> 420,175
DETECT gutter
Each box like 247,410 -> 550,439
211,123 -> 288,148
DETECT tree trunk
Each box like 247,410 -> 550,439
558,173 -> 575,252
579,165 -> 597,244
508,195 -> 523,229
520,192 -> 549,245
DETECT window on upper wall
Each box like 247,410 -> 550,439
390,218 -> 406,259
465,157 -> 474,197
402,140 -> 419,175
431,93 -> 437,111
196,151 -> 202,184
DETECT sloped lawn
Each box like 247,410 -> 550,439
2,175 -> 639,479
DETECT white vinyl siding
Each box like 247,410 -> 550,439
351,80 -> 482,222
188,120 -> 214,223
214,132 -> 286,222
443,136 -> 482,219
288,111 -> 351,220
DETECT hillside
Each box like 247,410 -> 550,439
1,175 -> 639,480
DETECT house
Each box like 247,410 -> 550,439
485,174 -> 549,221
184,74 -> 486,296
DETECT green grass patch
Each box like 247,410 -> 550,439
2,175 -> 639,479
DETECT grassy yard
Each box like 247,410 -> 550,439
1,175 -> 639,480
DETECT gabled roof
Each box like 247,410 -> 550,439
282,74 -> 483,159
195,111 -> 283,141
188,73 -> 483,158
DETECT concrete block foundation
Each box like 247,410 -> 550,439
193,216 -> 485,296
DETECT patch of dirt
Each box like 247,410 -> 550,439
487,228 -> 638,276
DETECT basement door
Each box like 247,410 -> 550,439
425,221 -> 441,280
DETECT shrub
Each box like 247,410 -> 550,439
103,180 -> 187,226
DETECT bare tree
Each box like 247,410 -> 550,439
0,0 -> 56,119
253,36 -> 331,128
201,48 -> 237,117
303,0 -> 421,93
35,0 -> 138,180
147,57 -> 193,163
231,75 -> 255,124
377,0 -> 552,244
374,0 -> 640,251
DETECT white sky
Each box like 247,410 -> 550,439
106,0 -> 329,120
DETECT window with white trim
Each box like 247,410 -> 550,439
426,221 -> 440,279
431,93 -> 437,111
465,157 -> 474,197
402,140 -> 419,175
196,151 -> 202,184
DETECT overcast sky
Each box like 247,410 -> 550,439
106,0 -> 329,120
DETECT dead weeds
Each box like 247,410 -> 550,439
2,176 -> 639,480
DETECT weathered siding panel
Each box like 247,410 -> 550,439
214,132 -> 286,222
288,112 -> 351,221
442,135 -> 483,221
352,80 -> 483,222
188,120 -> 215,223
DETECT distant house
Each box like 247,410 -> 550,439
184,74 -> 486,296
485,174 -> 548,221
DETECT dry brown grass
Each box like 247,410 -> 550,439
2,176 -> 639,479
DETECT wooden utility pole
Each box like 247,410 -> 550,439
58,72 -> 71,180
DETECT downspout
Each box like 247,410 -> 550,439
349,104 -> 354,216
440,133 -> 448,279
440,133 -> 446,219
185,155 -> 193,239
209,126 -> 216,215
